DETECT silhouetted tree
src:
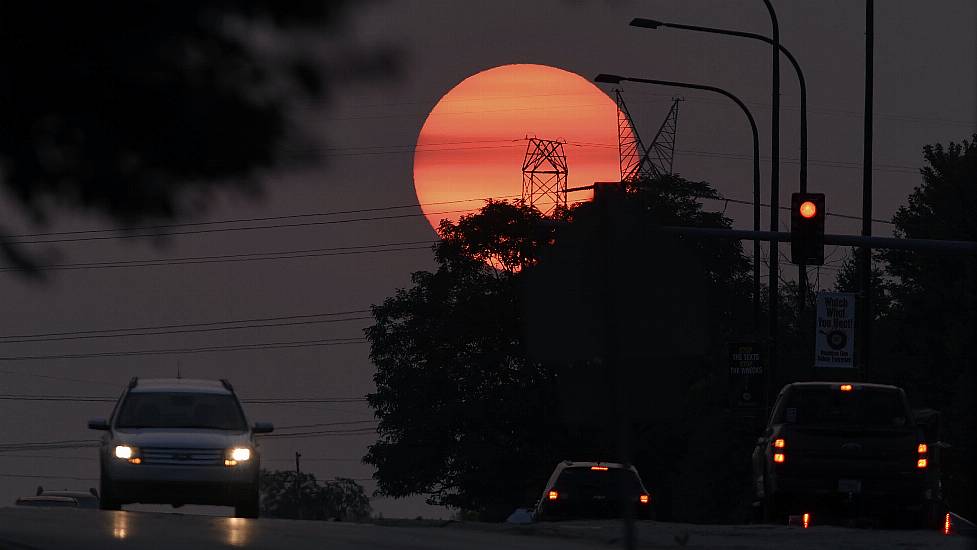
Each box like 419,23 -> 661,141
365,179 -> 757,522
260,469 -> 371,521
877,135 -> 977,519
0,1 -> 396,273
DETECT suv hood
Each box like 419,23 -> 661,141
113,428 -> 250,449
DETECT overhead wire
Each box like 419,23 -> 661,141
0,337 -> 367,362
0,315 -> 373,344
0,309 -> 371,341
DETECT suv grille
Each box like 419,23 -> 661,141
140,447 -> 223,466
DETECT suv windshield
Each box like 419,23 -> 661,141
554,467 -> 644,497
115,392 -> 247,431
776,387 -> 909,428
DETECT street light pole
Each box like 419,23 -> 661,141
630,17 -> 811,313
594,74 -> 762,336
763,0 -> 781,409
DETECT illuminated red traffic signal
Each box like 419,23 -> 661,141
790,193 -> 825,265
799,201 -> 817,219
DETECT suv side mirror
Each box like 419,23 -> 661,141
252,422 -> 274,434
88,418 -> 110,431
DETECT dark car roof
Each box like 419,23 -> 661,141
40,491 -> 96,499
782,381 -> 903,392
129,378 -> 231,395
16,496 -> 79,507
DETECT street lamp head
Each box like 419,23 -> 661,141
630,18 -> 664,29
594,74 -> 625,85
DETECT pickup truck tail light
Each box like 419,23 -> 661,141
772,438 -> 786,464
917,442 -> 928,469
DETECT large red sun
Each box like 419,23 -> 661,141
413,64 -> 623,233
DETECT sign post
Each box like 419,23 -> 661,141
814,292 -> 856,369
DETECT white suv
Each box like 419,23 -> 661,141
88,377 -> 273,517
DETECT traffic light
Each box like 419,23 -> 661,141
790,192 -> 825,265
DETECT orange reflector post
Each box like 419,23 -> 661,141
774,438 -> 786,449
840,384 -> 853,392
773,453 -> 786,464
917,458 -> 928,469
944,513 -> 952,535
590,466 -> 609,471
548,490 -> 558,501
918,443 -> 928,454
802,513 -> 811,529
639,494 -> 650,504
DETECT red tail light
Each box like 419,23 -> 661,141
548,490 -> 558,501
944,513 -> 952,535
773,453 -> 786,464
802,512 -> 811,529
773,438 -> 786,449
917,442 -> 928,469
639,494 -> 650,504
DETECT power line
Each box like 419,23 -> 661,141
0,473 -> 98,481
331,89 -> 977,127
0,393 -> 367,403
9,209 -> 472,246
0,337 -> 367,362
0,309 -> 371,341
274,419 -> 377,431
0,316 -> 372,344
8,193 -> 522,240
693,194 -> 894,225
0,242 -> 436,274
259,428 -> 377,439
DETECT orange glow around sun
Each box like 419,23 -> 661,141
412,64 -> 624,234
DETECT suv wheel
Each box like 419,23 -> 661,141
233,483 -> 260,519
99,474 -> 122,511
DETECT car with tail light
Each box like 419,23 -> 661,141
534,461 -> 653,521
88,377 -> 273,518
753,382 -> 943,526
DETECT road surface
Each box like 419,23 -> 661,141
0,508 -> 968,549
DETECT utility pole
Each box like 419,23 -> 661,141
595,183 -> 635,550
860,0 -> 874,382
295,451 -> 302,520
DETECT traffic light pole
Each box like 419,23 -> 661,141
656,226 -> 977,254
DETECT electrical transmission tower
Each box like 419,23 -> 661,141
522,137 -> 568,215
615,90 -> 682,182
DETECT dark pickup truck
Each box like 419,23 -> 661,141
752,382 -> 943,526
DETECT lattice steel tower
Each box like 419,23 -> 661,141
616,90 -> 682,182
522,137 -> 568,215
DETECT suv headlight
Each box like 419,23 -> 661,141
114,445 -> 142,464
224,447 -> 252,466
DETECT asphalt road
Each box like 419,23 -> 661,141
0,508 -> 969,550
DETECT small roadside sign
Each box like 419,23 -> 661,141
815,292 -> 855,368
728,342 -> 763,409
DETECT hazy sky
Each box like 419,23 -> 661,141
0,0 -> 974,518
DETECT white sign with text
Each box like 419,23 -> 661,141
815,292 -> 855,368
